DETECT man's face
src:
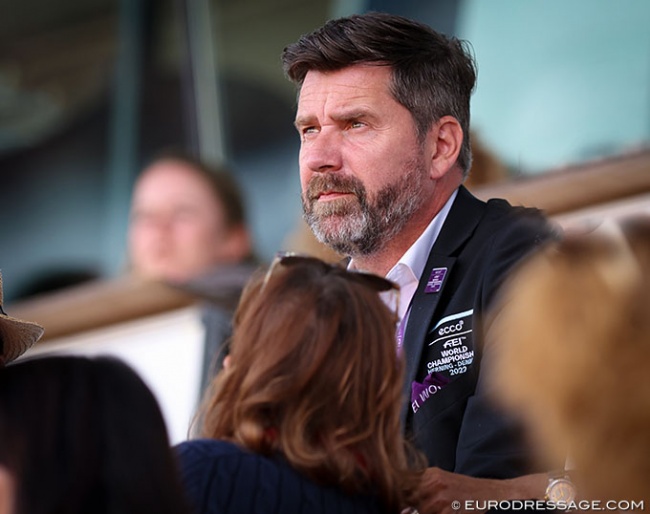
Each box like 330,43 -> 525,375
128,160 -> 231,282
295,65 -> 432,257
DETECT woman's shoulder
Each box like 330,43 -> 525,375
175,438 -> 301,484
175,438 -> 245,459
174,439 -> 387,514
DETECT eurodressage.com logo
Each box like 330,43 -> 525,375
456,499 -> 645,511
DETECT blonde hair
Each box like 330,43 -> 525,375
489,215 -> 650,502
198,259 -> 422,509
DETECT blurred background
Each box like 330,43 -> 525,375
2,0 -> 649,303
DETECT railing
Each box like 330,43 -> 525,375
472,147 -> 650,215
8,275 -> 195,342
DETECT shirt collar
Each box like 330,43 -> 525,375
382,189 -> 458,321
392,188 -> 458,283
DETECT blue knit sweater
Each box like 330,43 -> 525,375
175,439 -> 390,514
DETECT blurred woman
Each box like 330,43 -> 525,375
176,254 -> 423,514
488,215 -> 650,504
0,355 -> 190,514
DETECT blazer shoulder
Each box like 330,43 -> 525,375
481,196 -> 557,237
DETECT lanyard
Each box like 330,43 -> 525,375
396,306 -> 412,351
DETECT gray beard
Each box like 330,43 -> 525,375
301,159 -> 426,257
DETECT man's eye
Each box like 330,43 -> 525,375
350,121 -> 365,129
300,126 -> 319,140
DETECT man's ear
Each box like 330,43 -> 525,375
0,466 -> 15,514
427,115 -> 464,180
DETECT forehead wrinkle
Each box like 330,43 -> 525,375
296,96 -> 385,129
297,69 -> 392,122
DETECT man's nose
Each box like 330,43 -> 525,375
300,130 -> 343,173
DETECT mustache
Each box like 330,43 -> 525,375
305,174 -> 366,201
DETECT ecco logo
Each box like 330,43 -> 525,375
439,320 -> 464,336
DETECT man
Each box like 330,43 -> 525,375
0,272 -> 44,366
282,12 -> 558,513
128,153 -> 257,387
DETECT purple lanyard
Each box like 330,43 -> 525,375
395,306 -> 411,351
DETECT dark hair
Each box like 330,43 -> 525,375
199,258 -> 423,510
143,150 -> 248,230
282,11 -> 477,174
0,355 -> 190,514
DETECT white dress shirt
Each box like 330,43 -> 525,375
351,189 -> 458,331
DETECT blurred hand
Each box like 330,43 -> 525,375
414,467 -> 546,514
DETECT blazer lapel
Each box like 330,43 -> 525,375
400,186 -> 487,424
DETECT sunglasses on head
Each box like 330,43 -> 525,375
262,252 -> 399,302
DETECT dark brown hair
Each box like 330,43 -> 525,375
282,11 -> 477,174
199,258 -> 422,510
0,356 -> 190,514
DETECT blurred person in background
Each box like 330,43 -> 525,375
176,255 -> 425,514
0,271 -> 44,367
489,215 -> 650,505
128,153 -> 253,283
128,152 -> 258,386
0,355 -> 190,514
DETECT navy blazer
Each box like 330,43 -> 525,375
402,186 -> 557,478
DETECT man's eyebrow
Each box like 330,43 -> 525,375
293,115 -> 314,129
295,109 -> 375,128
335,109 -> 374,122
